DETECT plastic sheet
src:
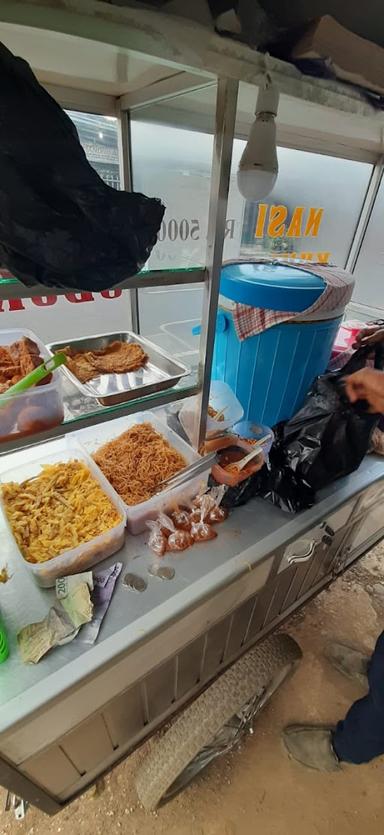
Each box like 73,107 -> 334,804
0,43 -> 164,291
278,344 -> 384,491
146,520 -> 167,557
207,505 -> 228,524
170,508 -> 192,531
191,519 -> 217,542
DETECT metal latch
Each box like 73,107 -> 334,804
4,792 -> 28,820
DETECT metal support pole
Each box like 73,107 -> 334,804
345,156 -> 384,273
116,104 -> 141,334
195,78 -> 239,449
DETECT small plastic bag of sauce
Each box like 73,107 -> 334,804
192,486 -> 211,509
208,506 -> 228,524
158,513 -> 193,552
190,505 -> 204,523
168,530 -> 193,551
170,506 -> 192,531
190,501 -> 217,542
191,518 -> 217,542
146,520 -> 167,557
206,486 -> 229,524
192,492 -> 216,521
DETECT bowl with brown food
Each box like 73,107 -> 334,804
0,329 -> 63,443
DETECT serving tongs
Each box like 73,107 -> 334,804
155,452 -> 217,494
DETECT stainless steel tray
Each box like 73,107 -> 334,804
47,332 -> 189,406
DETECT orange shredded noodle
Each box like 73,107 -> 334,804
93,422 -> 186,505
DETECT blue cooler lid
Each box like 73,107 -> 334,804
220,262 -> 325,312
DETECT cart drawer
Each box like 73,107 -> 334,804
59,715 -> 114,775
339,504 -> 384,568
20,747 -> 80,798
355,480 -> 384,515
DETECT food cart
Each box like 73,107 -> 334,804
0,0 -> 384,816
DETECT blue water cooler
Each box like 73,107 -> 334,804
212,262 -> 344,427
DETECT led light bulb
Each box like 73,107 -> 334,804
237,76 -> 279,200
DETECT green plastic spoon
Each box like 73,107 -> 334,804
0,352 -> 67,409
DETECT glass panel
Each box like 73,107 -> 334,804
66,110 -> 121,189
138,283 -> 203,377
352,176 -> 384,312
130,120 -> 245,272
130,116 -> 242,360
130,121 -> 213,270
224,143 -> 372,268
130,120 -> 217,368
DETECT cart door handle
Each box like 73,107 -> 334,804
286,541 -> 316,565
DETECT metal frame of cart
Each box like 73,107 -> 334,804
0,0 -> 384,815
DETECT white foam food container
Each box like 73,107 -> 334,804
179,380 -> 244,441
0,328 -> 64,443
72,412 -> 211,534
0,445 -> 126,587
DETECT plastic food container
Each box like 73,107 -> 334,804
0,328 -> 64,443
179,381 -> 244,442
233,421 -> 274,458
0,446 -> 126,587
212,445 -> 265,487
73,412 -> 211,534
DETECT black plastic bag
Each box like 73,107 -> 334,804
0,43 -> 165,291
277,344 -> 384,492
253,450 -> 316,512
211,472 -> 258,509
221,344 -> 383,514
217,451 -> 315,513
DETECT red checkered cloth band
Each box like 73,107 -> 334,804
232,262 -> 354,342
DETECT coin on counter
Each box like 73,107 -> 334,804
123,573 -> 147,592
148,564 -> 175,581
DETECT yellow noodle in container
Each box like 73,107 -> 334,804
1,454 -> 125,587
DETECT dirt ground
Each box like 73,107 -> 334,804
1,543 -> 384,835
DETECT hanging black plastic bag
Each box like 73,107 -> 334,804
0,43 -> 165,291
278,344 -> 384,492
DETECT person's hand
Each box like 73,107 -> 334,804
353,326 -> 384,349
344,368 -> 384,413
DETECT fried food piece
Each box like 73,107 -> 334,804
0,365 -> 20,383
17,337 -> 42,377
63,340 -> 148,383
0,346 -> 14,366
0,337 -> 44,385
63,348 -> 95,383
90,341 -> 147,373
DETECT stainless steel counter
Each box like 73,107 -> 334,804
1,439 -> 383,739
